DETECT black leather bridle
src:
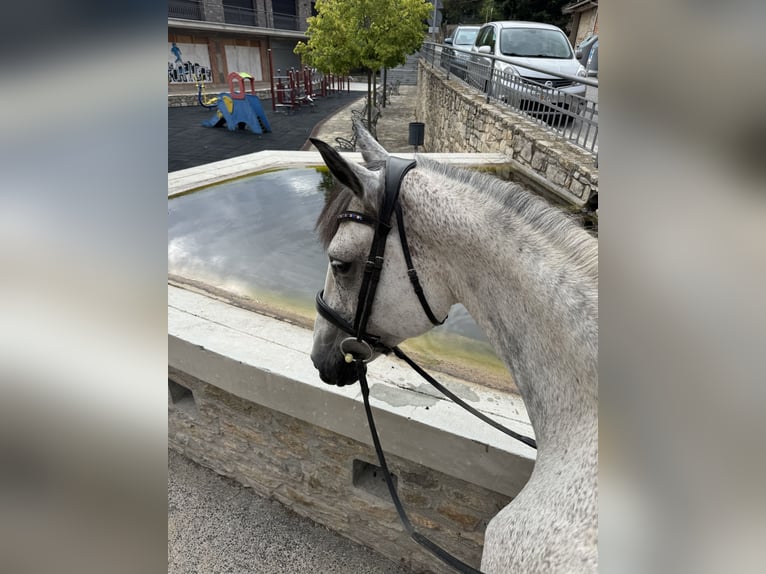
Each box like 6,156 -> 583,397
315,156 -> 444,362
315,157 -> 536,574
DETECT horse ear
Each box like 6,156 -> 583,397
310,138 -> 382,207
352,119 -> 388,163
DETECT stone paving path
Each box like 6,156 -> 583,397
306,85 -> 419,154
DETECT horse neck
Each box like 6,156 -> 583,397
401,166 -> 598,449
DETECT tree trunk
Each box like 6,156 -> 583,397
382,67 -> 387,108
366,69 -> 372,135
373,70 -> 378,107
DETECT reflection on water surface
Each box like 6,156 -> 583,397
168,168 -> 508,382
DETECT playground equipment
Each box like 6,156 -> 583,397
196,80 -> 218,109
202,72 -> 272,134
271,67 -> 350,113
267,48 -> 350,113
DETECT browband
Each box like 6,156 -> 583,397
337,211 -> 376,226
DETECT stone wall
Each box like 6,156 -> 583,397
168,88 -> 273,108
169,367 -> 512,574
416,62 -> 598,206
200,0 -> 225,23
297,0 -> 313,31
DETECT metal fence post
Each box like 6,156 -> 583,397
486,58 -> 495,103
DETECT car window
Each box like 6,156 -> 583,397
475,26 -> 491,48
499,28 -> 572,59
454,29 -> 478,46
587,40 -> 598,70
487,27 -> 496,52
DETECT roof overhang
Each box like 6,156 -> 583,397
562,0 -> 598,15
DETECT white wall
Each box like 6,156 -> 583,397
224,45 -> 263,81
168,42 -> 212,83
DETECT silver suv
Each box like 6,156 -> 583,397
468,21 -> 586,114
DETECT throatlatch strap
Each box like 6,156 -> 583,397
394,202 -> 445,326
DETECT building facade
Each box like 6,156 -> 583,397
168,0 -> 316,91
562,0 -> 598,47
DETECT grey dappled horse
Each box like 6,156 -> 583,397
310,124 -> 597,574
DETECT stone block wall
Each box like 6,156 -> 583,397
168,88 -> 273,108
416,62 -> 598,206
200,0 -> 225,23
169,367 -> 512,574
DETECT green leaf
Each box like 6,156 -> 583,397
294,0 -> 432,74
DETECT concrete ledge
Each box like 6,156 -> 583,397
169,284 -> 535,498
168,18 -> 307,40
168,150 -> 511,198
169,283 -> 535,570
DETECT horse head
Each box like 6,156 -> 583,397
308,123 -> 452,386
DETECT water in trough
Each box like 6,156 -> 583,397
168,167 -> 509,385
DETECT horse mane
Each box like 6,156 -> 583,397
316,158 -> 597,282
417,157 -> 598,281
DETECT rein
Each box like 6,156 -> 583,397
315,157 -> 537,574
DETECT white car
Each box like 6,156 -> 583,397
468,21 -> 587,115
442,25 -> 481,79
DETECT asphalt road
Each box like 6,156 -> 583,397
168,450 -> 412,574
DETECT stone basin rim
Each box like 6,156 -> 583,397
168,150 -> 512,199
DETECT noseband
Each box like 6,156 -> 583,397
315,157 -> 536,574
315,156 -> 445,361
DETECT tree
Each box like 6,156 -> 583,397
295,0 -> 432,132
498,0 -> 570,31
443,0 -> 570,32
441,0 -> 484,26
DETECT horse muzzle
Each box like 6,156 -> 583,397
311,350 -> 361,387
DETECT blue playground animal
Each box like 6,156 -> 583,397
201,72 -> 272,135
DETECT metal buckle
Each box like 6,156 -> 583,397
340,337 -> 374,363
365,256 -> 384,271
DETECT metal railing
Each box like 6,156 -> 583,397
168,1 -> 302,31
271,11 -> 301,31
421,42 -> 598,154
222,5 -> 301,30
168,0 -> 202,21
223,5 -> 263,27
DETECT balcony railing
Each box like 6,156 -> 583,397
223,5 -> 300,30
168,0 -> 202,21
168,1 -> 301,31
223,5 -> 262,27
270,11 -> 299,31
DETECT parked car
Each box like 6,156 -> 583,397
442,25 -> 480,79
584,38 -> 598,77
467,21 -> 586,118
575,34 -> 598,67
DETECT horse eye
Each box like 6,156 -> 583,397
330,259 -> 352,275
